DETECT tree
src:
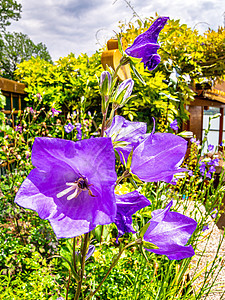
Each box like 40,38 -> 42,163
0,0 -> 22,31
0,31 -> 52,79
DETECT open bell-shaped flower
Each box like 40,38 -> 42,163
130,132 -> 188,183
143,201 -> 197,260
15,137 -> 117,238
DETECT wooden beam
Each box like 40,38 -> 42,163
0,77 -> 26,94
190,97 -> 225,108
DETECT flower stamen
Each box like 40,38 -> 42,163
57,176 -> 95,200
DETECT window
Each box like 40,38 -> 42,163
202,107 -> 220,152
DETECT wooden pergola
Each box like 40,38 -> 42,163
0,77 -> 26,175
183,81 -> 225,145
0,77 -> 26,128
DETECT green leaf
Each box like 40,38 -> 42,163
130,172 -> 144,184
49,255 -> 80,282
117,34 -> 124,55
129,62 -> 146,85
139,222 -> 151,239
142,241 -> 159,250
126,148 -> 133,170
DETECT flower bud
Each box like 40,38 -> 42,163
113,78 -> 134,108
177,131 -> 193,138
100,71 -> 112,95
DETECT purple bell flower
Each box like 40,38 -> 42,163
130,132 -> 188,183
15,124 -> 23,133
199,162 -> 206,175
76,123 -> 82,141
15,137 -> 117,238
208,144 -> 214,152
170,119 -> 179,131
100,71 -> 112,93
143,201 -> 197,260
210,158 -> 219,166
100,71 -> 111,86
51,108 -> 61,117
114,191 -> 150,240
105,115 -> 147,163
209,165 -> 216,173
125,17 -> 169,71
202,224 -> 209,231
64,122 -> 75,133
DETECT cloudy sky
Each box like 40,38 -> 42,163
8,0 -> 225,61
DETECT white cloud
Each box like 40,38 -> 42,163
8,0 -> 225,61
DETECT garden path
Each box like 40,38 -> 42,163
176,201 -> 225,300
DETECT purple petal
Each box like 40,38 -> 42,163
86,244 -> 95,260
114,191 -> 150,239
131,133 -> 187,183
15,137 -> 117,238
143,201 -> 197,260
125,17 -> 169,52
170,119 -> 179,131
143,54 -> 161,71
208,144 -> 214,152
125,17 -> 169,71
117,79 -> 134,99
105,115 -> 147,162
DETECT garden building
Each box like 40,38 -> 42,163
183,80 -> 225,151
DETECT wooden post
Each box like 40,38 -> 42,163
219,107 -> 224,145
101,39 -> 131,81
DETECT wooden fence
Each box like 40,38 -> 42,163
0,77 -> 27,176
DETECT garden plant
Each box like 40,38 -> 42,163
0,16 -> 225,300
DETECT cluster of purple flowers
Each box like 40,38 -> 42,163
64,122 -> 82,141
15,124 -> 23,133
27,107 -> 35,114
75,123 -> 82,141
15,114 -> 196,260
190,137 -> 200,146
15,17 -> 197,261
199,157 -> 219,179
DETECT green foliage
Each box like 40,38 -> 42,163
120,16 -> 225,127
14,52 -> 103,115
0,254 -> 64,299
0,89 -> 6,108
13,16 -> 225,128
0,31 -> 52,79
0,0 -> 22,31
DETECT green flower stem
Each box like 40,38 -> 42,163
73,237 -> 78,274
100,112 -> 107,138
116,169 -> 131,186
74,232 -> 90,300
66,269 -> 71,300
85,238 -> 142,300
